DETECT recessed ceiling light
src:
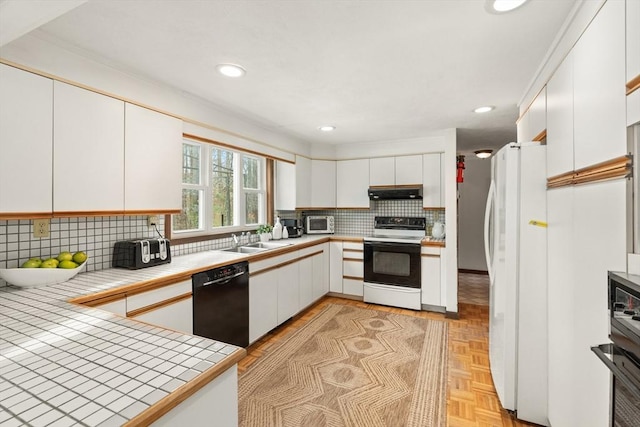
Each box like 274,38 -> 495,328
216,63 -> 246,78
473,106 -> 494,113
475,149 -> 494,159
318,125 -> 336,132
487,0 -> 528,13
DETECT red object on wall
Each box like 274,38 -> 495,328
456,155 -> 465,183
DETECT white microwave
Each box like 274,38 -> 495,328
306,215 -> 335,234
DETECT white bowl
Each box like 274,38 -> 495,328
0,261 -> 87,288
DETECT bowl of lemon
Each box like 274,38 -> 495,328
0,251 -> 88,288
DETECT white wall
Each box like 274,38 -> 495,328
458,156 -> 491,271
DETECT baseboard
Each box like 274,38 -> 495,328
327,292 -> 364,301
445,311 -> 460,319
458,269 -> 489,275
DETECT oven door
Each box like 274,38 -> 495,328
363,241 -> 421,288
591,343 -> 640,426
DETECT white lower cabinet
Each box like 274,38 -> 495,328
249,268 -> 278,344
298,256 -> 314,310
94,296 -> 127,317
277,261 -> 300,324
127,280 -> 193,335
312,247 -> 329,300
249,242 -> 330,344
342,241 -> 364,297
421,247 -> 441,306
329,242 -> 343,293
132,298 -> 193,335
153,364 -> 238,427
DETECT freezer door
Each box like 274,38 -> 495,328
488,144 -> 520,412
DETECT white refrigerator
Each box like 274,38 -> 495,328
483,142 -> 548,425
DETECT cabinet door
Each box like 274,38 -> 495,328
249,268 -> 278,343
329,241 -> 343,293
298,256 -> 314,309
295,155 -> 312,208
337,159 -> 370,208
53,81 -> 125,212
312,249 -> 328,300
421,251 -> 441,306
528,87 -> 546,141
275,161 -> 296,211
369,157 -> 395,186
422,153 -> 442,208
546,54 -> 574,177
277,261 -> 299,323
627,0 -> 640,84
124,104 -> 182,212
95,297 -> 126,316
395,155 -> 423,185
516,111 -> 530,143
311,160 -> 336,208
0,64 -> 53,215
133,298 -> 193,335
573,0 -> 626,169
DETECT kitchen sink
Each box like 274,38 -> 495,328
220,241 -> 293,254
244,241 -> 292,249
221,246 -> 267,254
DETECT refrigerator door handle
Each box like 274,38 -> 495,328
484,179 -> 496,284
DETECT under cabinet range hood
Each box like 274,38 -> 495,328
368,186 -> 423,200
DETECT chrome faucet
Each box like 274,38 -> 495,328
232,234 -> 239,248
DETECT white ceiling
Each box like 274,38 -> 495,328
22,0 -> 577,153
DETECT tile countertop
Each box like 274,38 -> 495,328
0,236 -> 331,427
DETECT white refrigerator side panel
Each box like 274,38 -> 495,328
516,144 -> 548,425
489,145 -> 519,411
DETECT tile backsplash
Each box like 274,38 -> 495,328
1,200 -> 444,286
281,199 -> 445,236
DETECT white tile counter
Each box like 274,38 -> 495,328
0,236 -> 331,426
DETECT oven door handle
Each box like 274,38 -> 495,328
364,283 -> 420,293
591,344 -> 640,397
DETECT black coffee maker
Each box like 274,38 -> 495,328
281,219 -> 303,238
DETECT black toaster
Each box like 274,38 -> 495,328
112,238 -> 171,269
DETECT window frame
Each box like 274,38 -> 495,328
167,139 -> 268,241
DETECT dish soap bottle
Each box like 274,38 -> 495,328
272,217 -> 283,240
282,225 -> 289,239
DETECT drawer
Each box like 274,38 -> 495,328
127,279 -> 191,312
343,278 -> 363,296
343,259 -> 363,278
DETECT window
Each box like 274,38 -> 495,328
172,140 -> 266,237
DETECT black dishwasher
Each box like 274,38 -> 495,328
192,261 -> 249,348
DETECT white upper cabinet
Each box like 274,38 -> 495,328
422,153 -> 443,208
124,103 -> 182,212
395,155 -> 423,185
311,160 -> 336,208
0,64 -> 53,215
627,0 -> 640,126
53,82 -> 125,213
369,157 -> 395,185
572,0 -> 626,169
295,155 -> 312,208
627,0 -> 640,83
369,155 -> 422,186
518,88 -> 546,143
528,87 -> 546,140
546,53 -> 575,177
337,159 -> 370,208
275,160 -> 296,211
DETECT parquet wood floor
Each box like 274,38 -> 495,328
239,287 -> 539,426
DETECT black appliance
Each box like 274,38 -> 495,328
363,241 -> 421,288
192,261 -> 249,348
368,186 -> 423,200
112,238 -> 171,269
592,272 -> 640,427
281,218 -> 303,238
